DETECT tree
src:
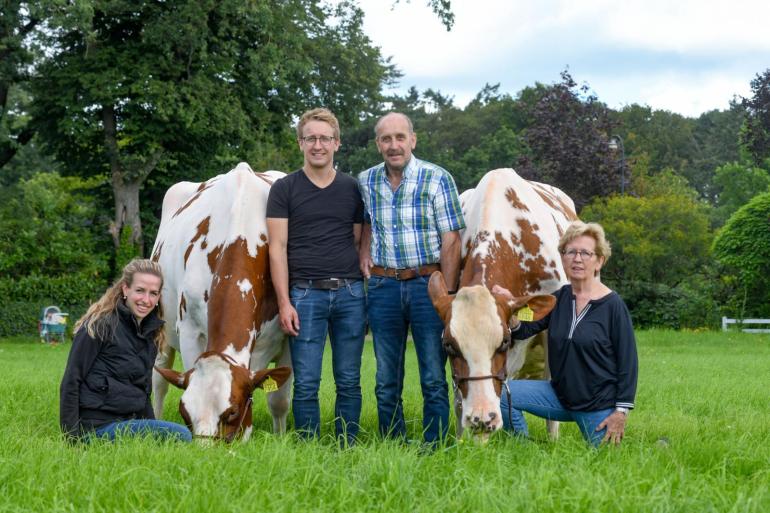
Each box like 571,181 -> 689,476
30,0 -> 394,255
614,105 -> 696,177
741,69 -> 770,166
515,71 -> 622,210
0,172 -> 111,335
691,104 -> 745,202
712,192 -> 770,317
2,2 -> 49,168
582,190 -> 711,287
712,162 -> 770,225
0,172 -> 109,279
581,182 -> 714,327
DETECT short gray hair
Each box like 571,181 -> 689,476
374,112 -> 414,138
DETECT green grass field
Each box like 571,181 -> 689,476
1,330 -> 769,512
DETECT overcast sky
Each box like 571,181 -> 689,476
353,0 -> 770,117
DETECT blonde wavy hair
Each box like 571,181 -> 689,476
74,259 -> 165,347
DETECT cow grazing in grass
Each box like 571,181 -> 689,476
151,162 -> 292,441
428,168 -> 578,439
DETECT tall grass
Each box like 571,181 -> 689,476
0,330 -> 768,512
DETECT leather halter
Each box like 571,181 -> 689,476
444,328 -> 515,430
444,328 -> 512,395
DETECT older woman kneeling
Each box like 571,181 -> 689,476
493,221 -> 638,447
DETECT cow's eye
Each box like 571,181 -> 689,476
226,409 -> 239,423
497,333 -> 512,353
443,340 -> 460,358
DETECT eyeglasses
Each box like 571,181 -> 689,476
300,135 -> 336,146
562,249 -> 595,259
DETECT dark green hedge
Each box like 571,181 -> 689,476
613,278 -> 723,330
0,273 -> 107,337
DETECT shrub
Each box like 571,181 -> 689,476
712,192 -> 770,318
0,272 -> 107,337
615,275 -> 722,330
0,172 -> 111,336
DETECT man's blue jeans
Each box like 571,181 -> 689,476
366,275 -> 449,444
90,419 -> 192,442
289,280 -> 366,444
500,379 -> 614,447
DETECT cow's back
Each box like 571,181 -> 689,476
460,168 -> 577,296
152,162 -> 285,367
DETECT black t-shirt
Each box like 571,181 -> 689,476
266,169 -> 364,281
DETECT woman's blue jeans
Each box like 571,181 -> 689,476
90,419 -> 192,442
500,379 -> 613,447
366,275 -> 449,444
289,280 -> 366,444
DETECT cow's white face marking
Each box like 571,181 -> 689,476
449,286 -> 504,432
181,355 -> 232,437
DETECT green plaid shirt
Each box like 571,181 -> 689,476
358,156 -> 465,268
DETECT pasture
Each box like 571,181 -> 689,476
1,330 -> 768,513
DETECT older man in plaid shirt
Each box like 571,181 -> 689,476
358,112 -> 465,445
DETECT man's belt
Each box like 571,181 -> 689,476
291,278 -> 359,290
370,264 -> 440,281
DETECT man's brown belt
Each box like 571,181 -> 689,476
370,264 -> 440,281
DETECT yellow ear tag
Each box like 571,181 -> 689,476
262,377 -> 278,393
517,305 -> 534,322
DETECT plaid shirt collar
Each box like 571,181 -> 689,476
379,156 -> 418,190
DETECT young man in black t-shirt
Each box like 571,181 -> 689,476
266,108 -> 365,445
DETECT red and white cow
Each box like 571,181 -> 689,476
428,168 -> 578,439
151,162 -> 292,441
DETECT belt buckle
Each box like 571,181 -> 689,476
393,268 -> 403,280
327,278 -> 341,290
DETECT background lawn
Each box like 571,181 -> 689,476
0,330 -> 768,512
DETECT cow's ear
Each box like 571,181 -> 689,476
493,293 -> 556,324
250,366 -> 292,391
526,294 -> 557,320
427,271 -> 454,322
155,367 -> 193,390
508,294 -> 557,321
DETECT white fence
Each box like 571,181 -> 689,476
721,317 -> 770,333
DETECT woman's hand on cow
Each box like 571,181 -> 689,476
597,410 -> 627,446
278,303 -> 300,336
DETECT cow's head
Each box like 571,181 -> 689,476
155,352 -> 291,442
427,271 -> 555,438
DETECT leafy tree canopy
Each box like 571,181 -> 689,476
741,69 -> 770,167
515,71 -> 621,210
0,172 -> 110,279
712,192 -> 770,302
712,162 -> 770,226
581,187 -> 712,287
28,0 -> 396,254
